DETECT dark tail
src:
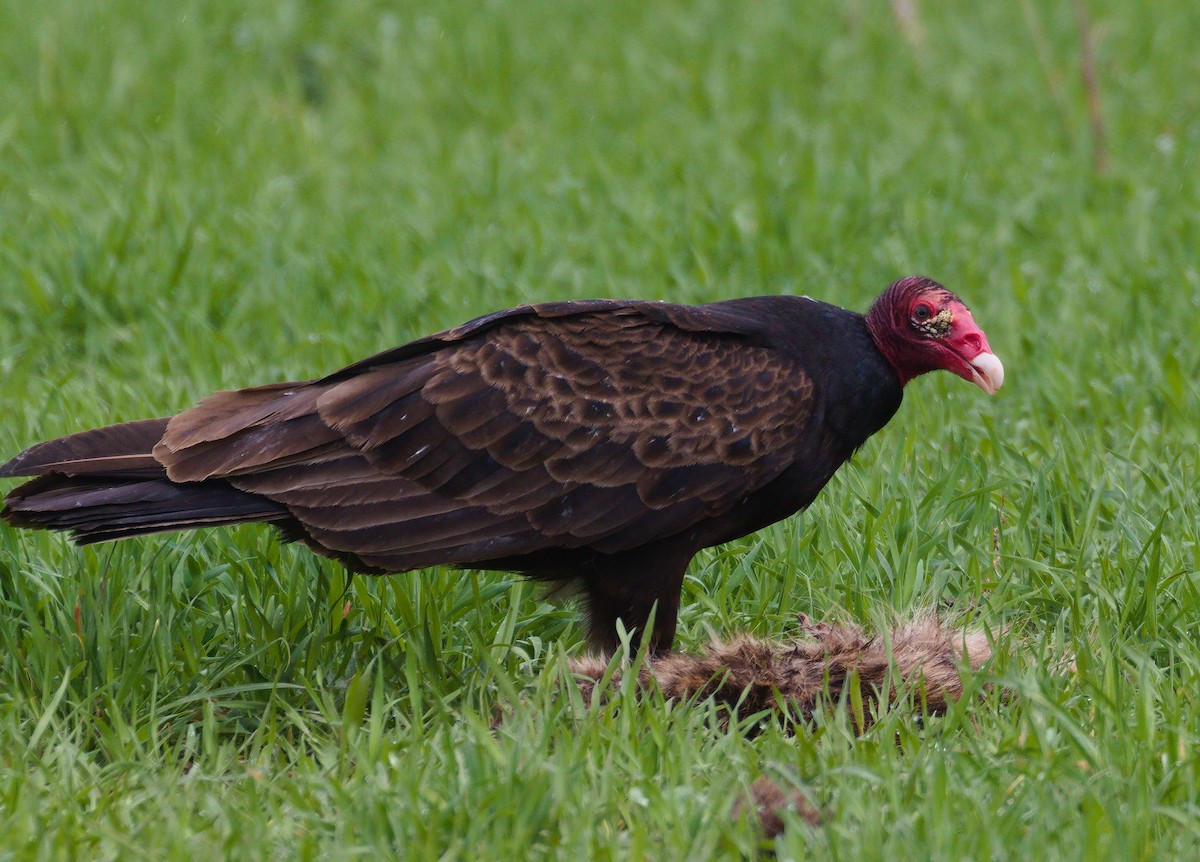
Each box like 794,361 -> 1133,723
1,419 -> 290,544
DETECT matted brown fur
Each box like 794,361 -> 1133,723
732,777 -> 822,837
569,613 -> 995,729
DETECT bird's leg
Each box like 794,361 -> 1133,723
584,581 -> 679,657
582,544 -> 693,656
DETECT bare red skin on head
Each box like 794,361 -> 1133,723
864,276 -> 997,387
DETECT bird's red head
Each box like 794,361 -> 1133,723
864,276 -> 1004,394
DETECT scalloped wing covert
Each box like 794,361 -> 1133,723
152,303 -> 815,572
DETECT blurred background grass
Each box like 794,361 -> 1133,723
1,0 -> 1198,858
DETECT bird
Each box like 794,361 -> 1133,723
1,275 -> 1003,654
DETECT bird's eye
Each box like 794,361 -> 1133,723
913,304 -> 932,321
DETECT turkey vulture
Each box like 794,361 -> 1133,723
1,276 -> 1002,653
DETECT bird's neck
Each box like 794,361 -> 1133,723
864,304 -> 914,386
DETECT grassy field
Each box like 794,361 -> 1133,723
1,0 -> 1199,858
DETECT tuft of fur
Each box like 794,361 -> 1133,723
570,612 -> 995,730
732,777 -> 822,837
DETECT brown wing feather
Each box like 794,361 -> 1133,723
153,303 -> 815,570
0,419 -> 170,478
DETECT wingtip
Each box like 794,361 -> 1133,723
0,451 -> 31,479
0,442 -> 67,478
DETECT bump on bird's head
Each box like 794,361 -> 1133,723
865,276 -> 1004,394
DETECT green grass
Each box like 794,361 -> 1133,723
1,0 -> 1199,858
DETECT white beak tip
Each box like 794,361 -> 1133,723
969,352 -> 1004,395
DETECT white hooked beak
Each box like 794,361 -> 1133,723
968,352 -> 1005,395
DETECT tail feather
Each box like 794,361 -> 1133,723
2,420 -> 291,543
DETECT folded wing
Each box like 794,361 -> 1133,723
151,301 -> 816,573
